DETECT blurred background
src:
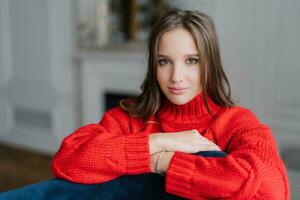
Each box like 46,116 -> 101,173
0,0 -> 299,199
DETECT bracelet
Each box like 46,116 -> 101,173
155,151 -> 166,176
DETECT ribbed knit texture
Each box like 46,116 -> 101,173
51,92 -> 290,199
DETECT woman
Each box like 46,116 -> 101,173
51,9 -> 290,199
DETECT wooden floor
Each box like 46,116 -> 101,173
0,143 -> 53,192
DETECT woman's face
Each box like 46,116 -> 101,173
156,28 -> 202,105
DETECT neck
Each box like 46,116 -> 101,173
157,92 -> 223,126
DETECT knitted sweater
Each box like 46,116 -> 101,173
51,92 -> 290,200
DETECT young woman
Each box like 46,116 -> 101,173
51,9 -> 290,199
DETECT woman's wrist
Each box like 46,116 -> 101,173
157,151 -> 175,173
149,133 -> 166,155
150,152 -> 160,172
155,151 -> 165,175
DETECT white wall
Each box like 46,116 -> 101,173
0,0 -> 79,154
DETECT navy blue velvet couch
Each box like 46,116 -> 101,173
0,151 -> 226,200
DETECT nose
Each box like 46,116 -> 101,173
171,63 -> 183,83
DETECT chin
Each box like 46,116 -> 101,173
167,95 -> 192,105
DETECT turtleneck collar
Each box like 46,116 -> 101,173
156,92 -> 223,126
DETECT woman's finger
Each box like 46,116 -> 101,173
197,144 -> 221,151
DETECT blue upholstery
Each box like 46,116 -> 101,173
0,151 -> 226,200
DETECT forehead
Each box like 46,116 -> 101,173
158,28 -> 199,55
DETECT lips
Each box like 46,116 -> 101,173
168,87 -> 188,95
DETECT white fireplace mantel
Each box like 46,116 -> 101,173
80,52 -> 147,124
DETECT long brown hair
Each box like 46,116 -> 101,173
120,8 -> 236,121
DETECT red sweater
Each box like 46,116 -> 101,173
51,93 -> 290,199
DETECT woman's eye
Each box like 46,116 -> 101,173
158,58 -> 170,65
186,57 -> 199,64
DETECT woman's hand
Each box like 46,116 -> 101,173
164,129 -> 221,153
149,129 -> 221,155
149,129 -> 221,174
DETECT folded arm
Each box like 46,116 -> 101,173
164,125 -> 287,199
51,109 -> 151,184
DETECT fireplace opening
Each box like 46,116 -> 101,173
104,91 -> 138,111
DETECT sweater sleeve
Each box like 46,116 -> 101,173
165,108 -> 289,199
51,108 -> 151,184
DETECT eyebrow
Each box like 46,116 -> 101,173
157,53 -> 199,57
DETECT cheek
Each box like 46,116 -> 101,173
189,67 -> 201,85
156,68 -> 168,86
